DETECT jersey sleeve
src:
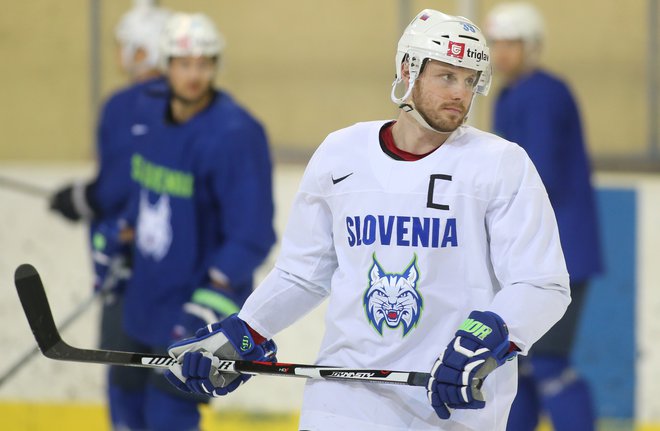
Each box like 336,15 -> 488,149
204,121 -> 276,288
87,95 -> 116,215
90,86 -> 141,219
238,267 -> 329,339
239,144 -> 336,336
485,144 -> 571,354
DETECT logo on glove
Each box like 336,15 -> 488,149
240,335 -> 252,352
458,318 -> 493,340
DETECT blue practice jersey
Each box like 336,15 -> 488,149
91,77 -> 168,219
87,78 -> 168,292
493,69 -> 602,282
122,82 -> 276,346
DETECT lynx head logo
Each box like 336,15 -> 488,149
363,253 -> 423,336
136,189 -> 173,261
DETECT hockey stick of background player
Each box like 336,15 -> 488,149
0,286 -> 100,388
15,263 -> 474,390
0,174 -> 52,199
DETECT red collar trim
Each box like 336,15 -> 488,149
379,121 -> 438,161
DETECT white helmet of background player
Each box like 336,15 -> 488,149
391,9 -> 492,132
159,12 -> 225,71
115,0 -> 171,79
484,3 -> 545,66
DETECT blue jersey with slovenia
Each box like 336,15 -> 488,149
122,81 -> 276,347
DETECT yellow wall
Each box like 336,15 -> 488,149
0,1 -> 651,160
1,1 -> 92,159
481,0 -> 649,158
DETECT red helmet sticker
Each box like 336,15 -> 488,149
447,41 -> 465,59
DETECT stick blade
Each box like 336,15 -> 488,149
14,264 -> 63,357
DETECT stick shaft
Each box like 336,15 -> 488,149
14,263 -> 431,387
0,175 -> 51,198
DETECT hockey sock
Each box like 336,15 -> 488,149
144,384 -> 201,431
108,383 -> 147,430
532,355 -> 595,431
506,360 -> 540,431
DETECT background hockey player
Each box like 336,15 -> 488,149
164,9 -> 570,431
50,0 -> 170,222
47,1 -> 173,429
114,12 -> 276,430
485,3 -> 603,431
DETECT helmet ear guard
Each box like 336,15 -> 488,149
390,54 -> 426,106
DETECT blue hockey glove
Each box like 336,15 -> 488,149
165,314 -> 277,397
427,310 -> 517,419
91,221 -> 131,295
171,286 -> 241,341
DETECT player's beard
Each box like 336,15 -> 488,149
411,82 -> 469,133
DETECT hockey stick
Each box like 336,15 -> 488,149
14,263 -> 432,387
0,287 -> 99,388
0,174 -> 52,198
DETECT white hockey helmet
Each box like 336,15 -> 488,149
115,0 -> 171,77
159,12 -> 225,71
484,2 -> 545,43
391,8 -> 492,107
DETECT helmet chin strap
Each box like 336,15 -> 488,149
399,102 -> 453,135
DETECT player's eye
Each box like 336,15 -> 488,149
440,74 -> 456,83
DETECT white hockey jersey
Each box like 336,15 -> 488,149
239,121 -> 570,431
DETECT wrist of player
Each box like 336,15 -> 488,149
427,310 -> 518,419
172,285 -> 241,340
209,267 -> 230,289
91,221 -> 132,294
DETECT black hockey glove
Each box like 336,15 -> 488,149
49,181 -> 97,221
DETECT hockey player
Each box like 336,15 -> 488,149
113,12 -> 276,430
48,2 -> 173,429
50,0 -> 171,222
485,3 -> 602,431
165,9 -> 570,430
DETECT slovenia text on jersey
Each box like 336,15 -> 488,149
345,215 -> 458,248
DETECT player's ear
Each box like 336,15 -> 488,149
401,57 -> 410,81
133,47 -> 148,65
